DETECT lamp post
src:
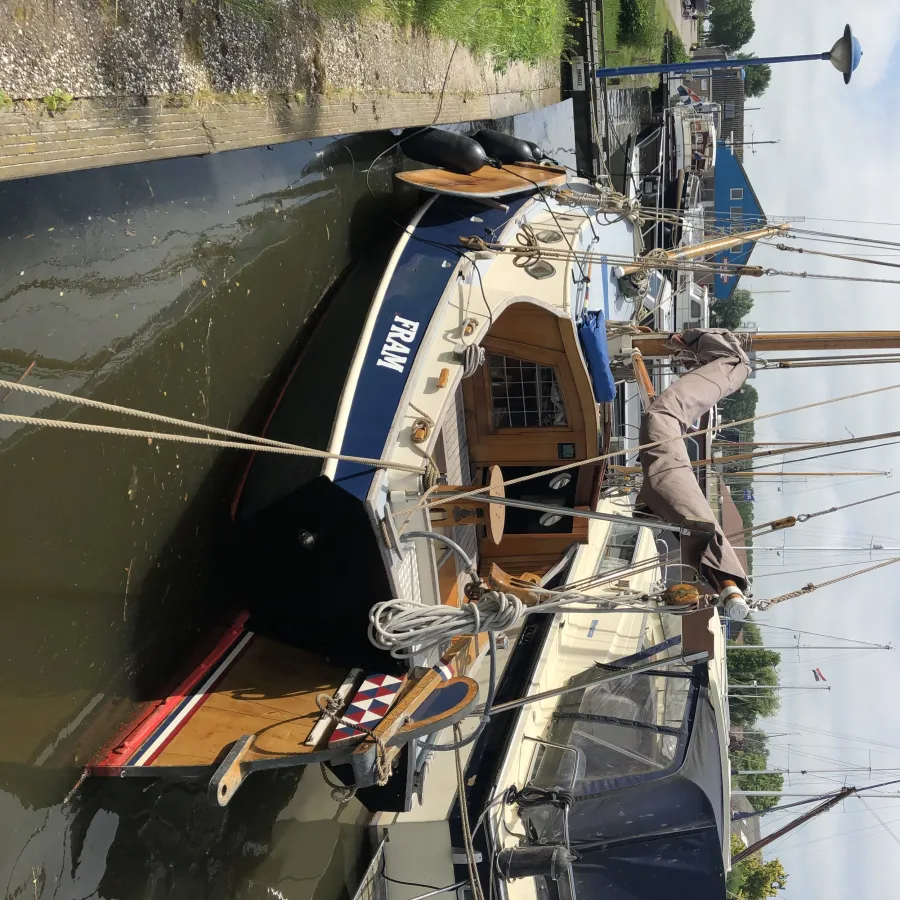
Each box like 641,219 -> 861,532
596,24 -> 862,82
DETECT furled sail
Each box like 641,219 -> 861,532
637,328 -> 751,588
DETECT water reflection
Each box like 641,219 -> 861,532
0,130 -> 408,899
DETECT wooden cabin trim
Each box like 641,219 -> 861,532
462,302 -> 601,468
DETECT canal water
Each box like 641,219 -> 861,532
0,99 -> 602,900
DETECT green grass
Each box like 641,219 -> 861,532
258,0 -> 573,70
599,0 -> 685,77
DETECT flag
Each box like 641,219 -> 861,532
742,489 -> 756,502
812,668 -> 827,682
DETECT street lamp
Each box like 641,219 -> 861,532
596,23 -> 862,82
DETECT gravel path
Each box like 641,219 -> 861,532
0,0 -> 556,101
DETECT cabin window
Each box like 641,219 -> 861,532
489,354 -> 567,428
525,259 -> 556,280
596,523 -> 641,574
730,187 -> 744,201
532,668 -> 696,791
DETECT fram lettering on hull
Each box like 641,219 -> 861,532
376,315 -> 420,373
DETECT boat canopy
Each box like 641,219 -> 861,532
521,661 -> 726,900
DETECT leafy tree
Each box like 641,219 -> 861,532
739,772 -> 784,810
727,636 -> 781,727
727,645 -> 782,680
708,0 -> 755,51
741,854 -> 788,898
720,383 -> 758,425
735,52 -> 773,97
710,288 -> 755,330
728,836 -> 789,899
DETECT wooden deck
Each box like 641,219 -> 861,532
91,617 -> 355,774
153,636 -> 349,767
396,163 -> 567,198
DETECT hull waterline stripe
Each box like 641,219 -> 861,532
130,631 -> 255,767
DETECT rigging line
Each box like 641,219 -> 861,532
761,556 -> 900,607
748,439 -> 900,472
763,267 -> 900,286
404,379 -> 900,516
731,619 -> 889,648
775,649 -> 881,671
784,232 -> 900,251
496,165 -> 589,283
738,735 -> 878,772
858,797 -> 900,849
776,815 -> 900,864
791,227 -> 900,248
773,242 -> 900,271
769,721 -> 900,754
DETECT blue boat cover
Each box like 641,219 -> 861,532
578,310 -> 616,402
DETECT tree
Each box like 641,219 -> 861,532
708,0 -> 755,51
737,771 -> 784,811
728,836 -> 789,900
710,288 -> 755,330
720,383 -> 758,426
735,52 -> 773,97
727,637 -> 781,727
741,854 -> 788,899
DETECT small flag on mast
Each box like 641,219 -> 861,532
812,668 -> 827,682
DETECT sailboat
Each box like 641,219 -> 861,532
83,155 -> 696,809
63,144 -> 853,842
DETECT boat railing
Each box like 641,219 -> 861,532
351,836 -> 389,900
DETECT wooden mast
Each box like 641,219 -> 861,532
732,787 -> 855,865
733,776 -> 900,865
618,224 -> 790,276
634,331 -> 900,357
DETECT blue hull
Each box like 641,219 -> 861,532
332,193 -> 530,501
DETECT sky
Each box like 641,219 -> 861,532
724,1 -> 900,894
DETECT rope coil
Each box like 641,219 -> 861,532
369,590 -> 524,659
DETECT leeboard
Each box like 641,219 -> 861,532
396,163 -> 567,199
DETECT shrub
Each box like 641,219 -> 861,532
618,0 -> 662,49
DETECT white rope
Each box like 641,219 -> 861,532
368,585 -> 684,658
369,591 -> 524,659
0,379 -> 425,474
461,343 -> 485,378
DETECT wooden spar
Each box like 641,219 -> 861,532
733,780 -> 900,865
633,331 -> 900,357
618,223 -> 789,276
631,349 -> 656,411
733,787 -> 848,863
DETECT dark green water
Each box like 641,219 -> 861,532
0,133 -> 417,900
0,104 -> 583,899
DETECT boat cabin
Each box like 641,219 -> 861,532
480,605 -> 731,900
672,108 -> 718,175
